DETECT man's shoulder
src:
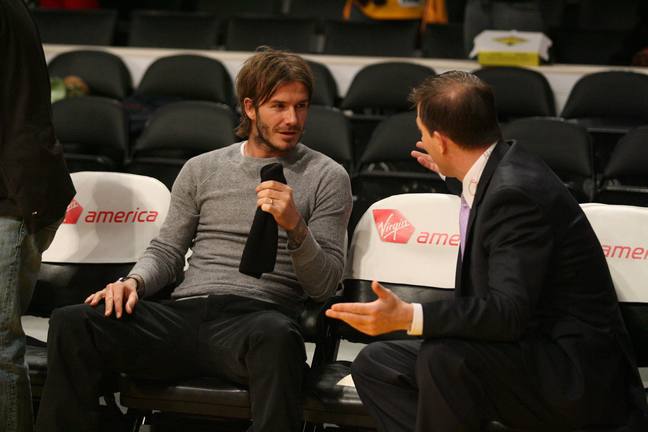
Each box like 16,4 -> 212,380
297,143 -> 349,180
184,142 -> 241,169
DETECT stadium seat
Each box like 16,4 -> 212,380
561,71 -> 648,172
24,172 -> 171,403
597,126 -> 648,206
305,193 -> 459,430
307,60 -> 339,107
351,111 -> 449,233
224,16 -> 318,53
322,20 -> 419,57
126,101 -> 236,189
421,23 -> 466,59
128,10 -> 219,49
286,0 -> 346,32
341,62 -> 435,160
135,54 -> 235,107
301,106 -> 353,173
32,8 -> 117,46
473,66 -> 556,123
503,117 -> 594,202
48,50 -> 132,100
52,96 -> 128,172
193,0 -> 283,18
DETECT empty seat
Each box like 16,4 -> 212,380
351,111 -> 449,232
193,0 -> 283,18
473,66 -> 555,123
301,106 -> 353,172
341,62 -> 435,160
323,20 -> 419,57
561,71 -> 648,171
48,50 -> 132,99
503,117 -> 594,202
126,101 -> 236,189
551,29 -> 628,66
52,96 -> 128,171
287,0 -> 346,20
128,10 -> 219,49
421,23 -> 466,59
225,16 -> 317,53
135,54 -> 235,107
32,8 -> 117,45
307,60 -> 339,107
597,126 -> 648,206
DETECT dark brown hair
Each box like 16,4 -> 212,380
409,71 -> 501,149
235,46 -> 313,137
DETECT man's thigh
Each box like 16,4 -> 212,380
196,305 -> 306,383
52,297 -> 207,379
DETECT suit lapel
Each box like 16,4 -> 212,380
455,141 -> 511,289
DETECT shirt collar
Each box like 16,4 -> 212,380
461,142 -> 497,208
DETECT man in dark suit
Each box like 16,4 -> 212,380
0,1 -> 75,431
326,71 -> 647,431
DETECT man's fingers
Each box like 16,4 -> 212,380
329,301 -> 375,315
125,291 -> 138,315
113,286 -> 123,318
104,289 -> 113,317
371,280 -> 393,300
256,180 -> 286,192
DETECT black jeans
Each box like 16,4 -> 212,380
35,295 -> 306,432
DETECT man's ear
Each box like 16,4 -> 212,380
243,98 -> 256,121
433,131 -> 448,154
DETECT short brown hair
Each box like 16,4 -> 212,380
235,46 -> 313,137
409,71 -> 501,149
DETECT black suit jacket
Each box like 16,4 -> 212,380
0,0 -> 75,232
422,142 -> 647,420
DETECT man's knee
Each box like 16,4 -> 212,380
49,304 -> 99,344
248,312 -> 304,359
351,342 -> 388,381
416,339 -> 476,386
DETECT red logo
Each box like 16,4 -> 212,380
63,198 -> 83,224
372,209 -> 414,244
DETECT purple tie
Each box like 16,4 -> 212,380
459,195 -> 470,258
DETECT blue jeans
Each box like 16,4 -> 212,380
0,217 -> 59,432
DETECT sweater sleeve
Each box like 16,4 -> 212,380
129,159 -> 201,297
288,162 -> 352,302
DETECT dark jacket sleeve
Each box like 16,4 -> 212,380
421,187 -> 553,341
0,0 -> 75,232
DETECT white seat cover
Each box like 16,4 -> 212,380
582,203 -> 648,303
42,172 -> 171,264
347,193 -> 460,289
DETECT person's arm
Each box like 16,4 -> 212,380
84,160 -> 201,316
257,165 -> 352,302
327,187 -> 551,340
0,1 -> 73,232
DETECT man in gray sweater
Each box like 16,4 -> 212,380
36,48 -> 352,432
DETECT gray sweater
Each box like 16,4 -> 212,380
130,142 -> 352,312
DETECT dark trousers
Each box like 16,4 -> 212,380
352,338 -> 632,432
35,295 -> 307,432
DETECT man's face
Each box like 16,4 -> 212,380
244,81 -> 309,158
415,113 -> 447,176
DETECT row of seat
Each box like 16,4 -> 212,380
34,5 -> 638,65
51,94 -> 648,235
49,49 -> 648,165
24,172 -> 648,431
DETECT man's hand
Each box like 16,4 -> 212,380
256,180 -> 302,231
411,140 -> 440,174
84,278 -> 139,318
325,281 -> 414,336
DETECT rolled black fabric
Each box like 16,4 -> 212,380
239,163 -> 287,278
